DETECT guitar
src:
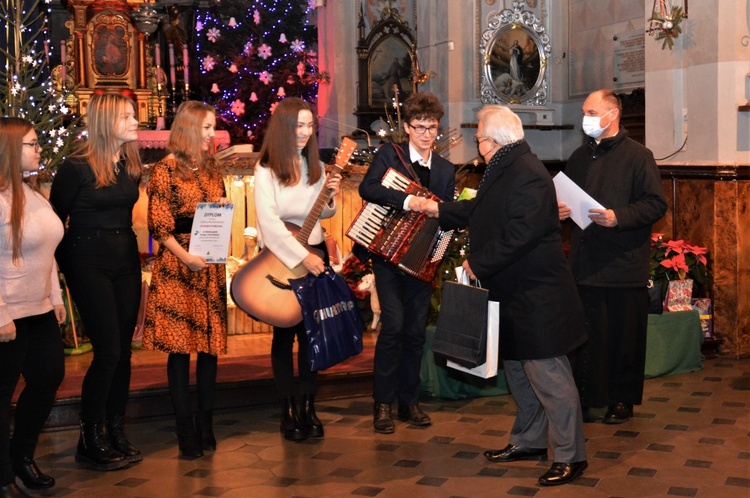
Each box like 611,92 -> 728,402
231,138 -> 357,327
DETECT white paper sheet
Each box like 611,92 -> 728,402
188,203 -> 235,263
552,172 -> 604,229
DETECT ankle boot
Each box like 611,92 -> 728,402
106,414 -> 142,463
75,421 -> 129,471
299,393 -> 324,438
195,411 -> 216,451
280,397 -> 307,442
175,416 -> 203,458
12,456 -> 54,490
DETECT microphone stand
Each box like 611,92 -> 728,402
317,115 -> 372,149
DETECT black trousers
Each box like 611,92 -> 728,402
571,285 -> 649,408
371,257 -> 432,407
0,311 -> 65,485
57,230 -> 141,423
167,353 -> 217,418
270,241 -> 328,400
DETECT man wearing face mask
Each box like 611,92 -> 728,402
559,89 -> 667,424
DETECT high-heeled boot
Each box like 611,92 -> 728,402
175,416 -> 203,458
280,397 -> 306,442
106,414 -> 142,463
194,411 -> 216,451
299,393 -> 324,438
75,421 -> 129,471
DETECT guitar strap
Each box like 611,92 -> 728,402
392,143 -> 422,187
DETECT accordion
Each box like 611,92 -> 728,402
346,168 -> 453,282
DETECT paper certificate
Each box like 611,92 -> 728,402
552,172 -> 604,230
188,203 -> 235,263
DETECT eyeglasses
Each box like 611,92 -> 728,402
407,123 -> 440,136
22,141 -> 42,151
472,135 -> 492,145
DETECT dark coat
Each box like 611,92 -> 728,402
359,142 -> 455,206
439,142 -> 586,360
565,128 -> 668,287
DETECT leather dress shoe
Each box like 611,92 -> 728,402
538,461 -> 588,486
483,443 -> 548,462
397,404 -> 432,426
12,457 -> 54,490
0,482 -> 31,498
373,403 -> 395,434
603,402 -> 633,424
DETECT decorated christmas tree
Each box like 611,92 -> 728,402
0,0 -> 82,180
195,0 -> 324,147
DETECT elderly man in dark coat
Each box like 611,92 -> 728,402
421,105 -> 588,486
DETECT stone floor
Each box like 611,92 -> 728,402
23,357 -> 750,497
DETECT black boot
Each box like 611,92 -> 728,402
0,482 -> 31,498
175,416 -> 203,458
280,397 -> 307,442
195,411 -> 216,451
299,394 -> 324,438
12,457 -> 54,490
106,414 -> 142,463
75,421 -> 129,471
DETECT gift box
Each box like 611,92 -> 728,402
691,298 -> 713,338
664,279 -> 694,312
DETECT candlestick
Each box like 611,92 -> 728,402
168,43 -> 176,86
183,44 -> 189,86
60,41 -> 66,87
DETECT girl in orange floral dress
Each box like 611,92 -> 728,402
142,101 -> 228,458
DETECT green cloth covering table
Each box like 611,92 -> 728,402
421,310 -> 703,399
644,309 -> 704,378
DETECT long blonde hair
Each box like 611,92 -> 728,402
0,117 -> 34,264
257,98 -> 320,186
168,101 -> 219,181
78,93 -> 142,187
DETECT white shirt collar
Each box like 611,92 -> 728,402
408,142 -> 432,169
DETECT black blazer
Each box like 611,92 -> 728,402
359,142 -> 455,207
439,142 -> 586,360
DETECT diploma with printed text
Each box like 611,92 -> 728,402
552,172 -> 604,230
188,203 -> 235,263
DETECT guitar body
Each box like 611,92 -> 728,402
231,222 -> 324,328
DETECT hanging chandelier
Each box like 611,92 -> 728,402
646,0 -> 688,50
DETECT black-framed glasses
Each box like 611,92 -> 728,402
472,135 -> 492,145
407,123 -> 440,136
22,141 -> 42,151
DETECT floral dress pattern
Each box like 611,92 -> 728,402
142,157 -> 227,355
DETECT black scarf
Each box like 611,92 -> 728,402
477,140 -> 524,191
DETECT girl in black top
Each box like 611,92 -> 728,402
50,93 -> 143,472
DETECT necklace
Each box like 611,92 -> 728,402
189,165 -> 198,171
114,163 -> 120,174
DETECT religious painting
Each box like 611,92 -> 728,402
479,3 -> 550,106
93,25 -> 128,77
369,36 -> 413,105
485,25 -> 541,103
364,0 -> 413,31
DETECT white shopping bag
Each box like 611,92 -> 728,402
446,299 -> 499,379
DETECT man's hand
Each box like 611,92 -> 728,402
408,196 -> 426,211
462,260 -> 476,280
415,199 -> 439,218
558,202 -> 571,221
588,208 -> 617,227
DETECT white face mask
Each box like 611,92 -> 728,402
582,109 -> 614,139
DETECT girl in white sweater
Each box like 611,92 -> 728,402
0,118 -> 66,497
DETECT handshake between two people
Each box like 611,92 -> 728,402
407,196 -> 440,218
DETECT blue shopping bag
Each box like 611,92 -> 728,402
289,268 -> 364,371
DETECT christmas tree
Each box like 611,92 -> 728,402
0,0 -> 82,180
195,0 -> 324,147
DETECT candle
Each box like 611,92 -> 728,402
60,41 -> 66,85
155,43 -> 160,68
183,44 -> 189,86
168,43 -> 176,86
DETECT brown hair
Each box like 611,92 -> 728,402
78,92 -> 142,187
0,117 -> 34,264
168,101 -> 219,181
257,97 -> 321,186
402,92 -> 444,123
596,89 -> 623,113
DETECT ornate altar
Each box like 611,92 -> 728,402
63,0 -> 165,126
